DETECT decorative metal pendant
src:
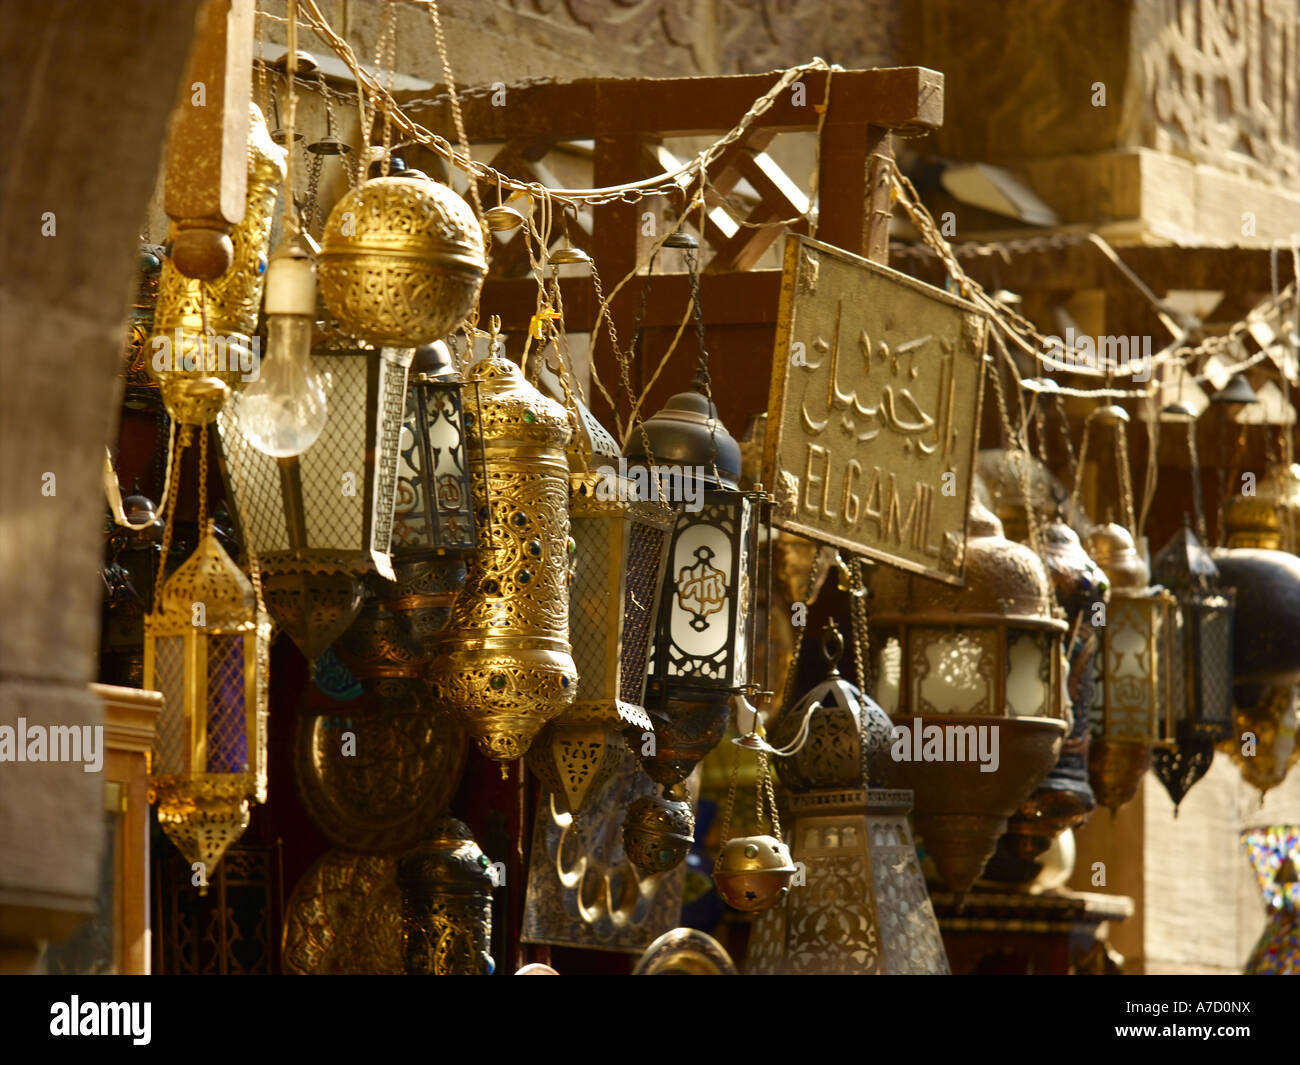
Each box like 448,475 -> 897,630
428,351 -> 577,761
623,786 -> 696,875
150,103 -> 285,426
318,176 -> 486,346
713,835 -> 796,913
397,818 -> 496,975
144,525 -> 270,883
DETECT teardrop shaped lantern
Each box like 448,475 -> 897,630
145,524 -> 270,884
150,104 -> 285,426
527,375 -> 672,814
1082,520 -> 1177,812
427,347 -> 577,761
870,501 -> 1068,898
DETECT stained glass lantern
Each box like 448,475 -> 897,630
1082,521 -> 1178,813
870,501 -> 1068,897
625,384 -> 764,787
1241,825 -> 1300,974
1150,523 -> 1235,810
218,340 -> 413,661
144,524 -> 270,885
527,381 -> 673,814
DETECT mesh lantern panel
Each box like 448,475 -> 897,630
206,633 -> 249,773
153,635 -> 187,775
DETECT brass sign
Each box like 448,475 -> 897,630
763,236 -> 987,585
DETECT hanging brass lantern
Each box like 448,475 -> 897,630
1258,462 -> 1300,552
993,519 -> 1108,875
870,501 -> 1068,897
1082,521 -> 1177,813
713,834 -> 797,913
150,103 -> 285,426
626,383 -> 764,787
428,348 -> 577,761
623,784 -> 696,875
1212,499 -> 1300,796
1150,523 -> 1235,809
528,372 -> 672,814
396,818 -> 496,975
749,622 -> 949,974
145,524 -> 270,884
218,339 -> 414,661
318,175 -> 486,347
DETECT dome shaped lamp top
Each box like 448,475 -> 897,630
623,382 -> 741,489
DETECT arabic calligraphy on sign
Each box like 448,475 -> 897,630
763,236 -> 987,584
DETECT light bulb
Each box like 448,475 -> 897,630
236,233 -> 327,457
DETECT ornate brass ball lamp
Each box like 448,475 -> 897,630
145,523 -> 271,883
870,501 -> 1068,897
218,339 -> 414,661
1082,521 -> 1177,813
713,834 -> 797,914
528,382 -> 672,814
427,349 -> 577,762
625,383 -> 764,787
749,622 -> 949,974
397,818 -> 496,975
623,785 -> 696,875
318,175 -> 486,347
150,104 -> 285,426
1151,524 -> 1235,809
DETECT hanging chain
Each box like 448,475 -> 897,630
846,556 -> 873,791
988,335 -> 1044,558
1187,419 -> 1208,545
684,242 -> 722,486
1115,415 -> 1137,534
152,426 -> 192,613
197,423 -> 209,533
426,0 -> 486,232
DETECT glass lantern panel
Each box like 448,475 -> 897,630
1160,601 -> 1186,735
152,634 -> 187,775
911,627 -> 995,714
1005,631 -> 1050,718
1103,597 -> 1157,741
1195,596 -> 1234,726
301,353 -> 367,551
205,633 -> 248,773
730,495 -> 754,690
665,510 -> 735,680
569,514 -> 617,701
218,408 -> 291,553
394,380 -> 476,554
875,636 -> 902,716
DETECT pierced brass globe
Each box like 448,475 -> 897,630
318,176 -> 486,346
713,835 -> 796,913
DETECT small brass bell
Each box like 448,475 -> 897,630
485,205 -> 526,233
713,835 -> 796,913
547,246 -> 592,268
622,787 -> 695,875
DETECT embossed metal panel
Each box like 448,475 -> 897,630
763,235 -> 987,584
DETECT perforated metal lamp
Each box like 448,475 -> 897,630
624,383 -> 765,787
145,525 -> 270,886
526,379 -> 673,814
1151,523 -> 1235,809
218,338 -> 413,661
1083,521 -> 1178,813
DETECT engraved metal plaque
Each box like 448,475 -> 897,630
763,236 -> 988,584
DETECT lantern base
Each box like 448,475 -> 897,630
150,773 -> 254,879
1088,738 -> 1154,813
639,693 -> 730,788
876,715 -> 1066,898
528,700 -> 652,816
261,560 -> 367,662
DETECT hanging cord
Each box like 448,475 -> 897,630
105,419 -> 178,531
988,331 -> 1044,559
1187,416 -> 1209,547
152,426 -> 193,612
1072,405 -> 1136,531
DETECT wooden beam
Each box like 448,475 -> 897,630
394,67 -> 944,141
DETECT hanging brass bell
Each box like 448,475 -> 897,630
713,835 -> 796,913
622,789 -> 695,875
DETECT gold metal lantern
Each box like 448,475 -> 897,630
150,103 -> 285,426
528,378 -> 673,814
145,524 -> 270,884
218,340 -> 414,661
318,175 -> 486,347
623,786 -> 696,875
1083,521 -> 1178,813
870,501 -> 1068,897
397,818 -> 496,975
428,349 -> 577,761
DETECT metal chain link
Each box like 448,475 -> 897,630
197,422 -> 209,533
